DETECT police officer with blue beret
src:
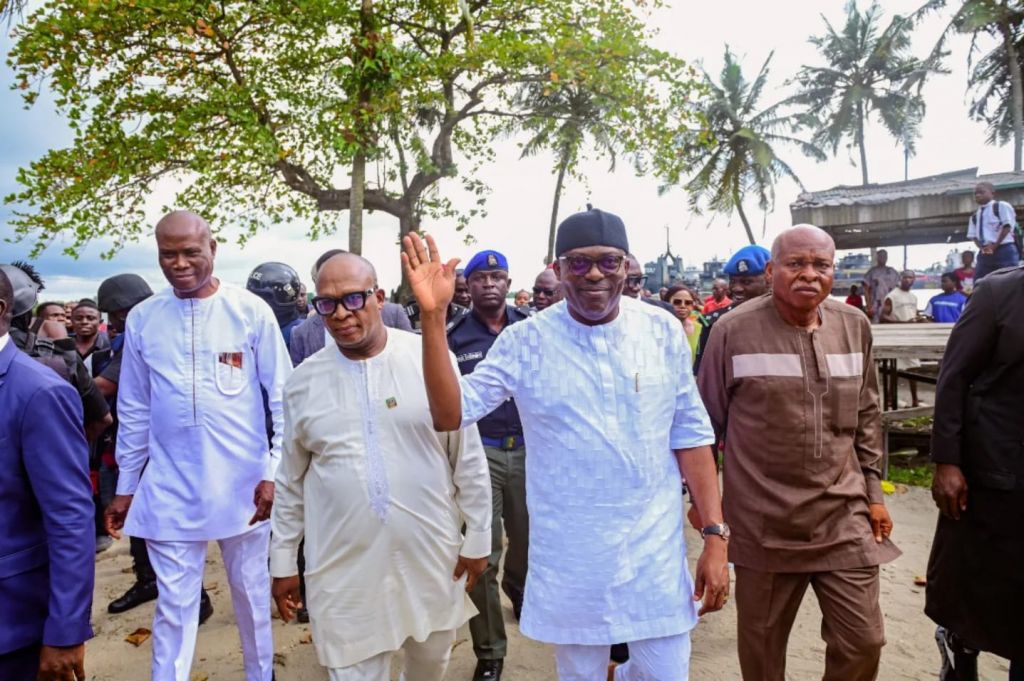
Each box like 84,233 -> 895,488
447,249 -> 528,681
694,245 -> 771,374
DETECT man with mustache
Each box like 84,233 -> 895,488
446,250 -> 529,681
403,208 -> 729,681
698,225 -> 900,681
105,210 -> 292,681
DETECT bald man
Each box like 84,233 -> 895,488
698,225 -> 901,681
271,253 -> 491,681
530,268 -> 561,313
105,211 -> 292,681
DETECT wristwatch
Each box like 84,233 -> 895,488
701,522 -> 730,541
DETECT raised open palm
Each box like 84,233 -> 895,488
401,232 -> 460,315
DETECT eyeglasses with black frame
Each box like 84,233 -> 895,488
558,254 -> 626,277
312,288 -> 378,316
626,274 -> 648,287
532,286 -> 557,296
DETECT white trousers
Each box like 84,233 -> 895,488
554,633 -> 691,681
327,629 -> 456,681
146,523 -> 273,681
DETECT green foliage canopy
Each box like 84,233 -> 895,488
5,0 -> 704,258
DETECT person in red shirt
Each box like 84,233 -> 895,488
845,284 -> 865,312
703,278 -> 732,313
953,250 -> 976,294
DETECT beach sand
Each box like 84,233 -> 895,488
84,485 -> 1011,680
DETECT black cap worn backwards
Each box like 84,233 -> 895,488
554,208 -> 629,258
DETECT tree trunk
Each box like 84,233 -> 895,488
349,153 -> 365,254
857,100 -> 870,185
348,0 -> 374,254
1003,22 -> 1024,172
396,208 -> 421,302
733,193 -> 757,245
545,153 -> 570,264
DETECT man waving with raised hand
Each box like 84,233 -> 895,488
402,209 -> 729,681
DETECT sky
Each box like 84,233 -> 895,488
0,0 -> 1012,301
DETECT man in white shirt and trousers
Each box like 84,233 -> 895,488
402,209 -> 731,681
105,210 -> 292,681
968,181 -> 1020,280
270,252 -> 492,680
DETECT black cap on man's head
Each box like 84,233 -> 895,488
554,208 -> 629,258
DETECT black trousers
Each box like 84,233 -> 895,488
130,535 -> 157,583
0,642 -> 40,681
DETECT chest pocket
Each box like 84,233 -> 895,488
826,352 -> 864,432
213,348 -> 252,396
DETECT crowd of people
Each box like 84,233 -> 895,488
0,184 -> 1021,681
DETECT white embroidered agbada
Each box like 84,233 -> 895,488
270,329 -> 492,670
115,282 -> 292,540
459,296 -> 716,645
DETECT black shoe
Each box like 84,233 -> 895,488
296,607 -> 309,623
108,580 -> 158,614
473,659 -> 503,681
198,589 -> 214,625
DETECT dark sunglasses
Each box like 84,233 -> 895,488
532,286 -> 557,296
626,275 -> 648,287
312,289 -> 377,315
559,254 -> 625,277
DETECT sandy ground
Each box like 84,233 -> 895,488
84,485 -> 1011,681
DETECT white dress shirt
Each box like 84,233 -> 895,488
271,330 -> 491,668
459,296 -> 716,645
967,200 -> 1016,245
115,282 -> 292,540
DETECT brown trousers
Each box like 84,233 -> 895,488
734,565 -> 885,681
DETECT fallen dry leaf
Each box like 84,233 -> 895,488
124,628 -> 151,646
299,632 -> 313,645
913,575 -> 927,586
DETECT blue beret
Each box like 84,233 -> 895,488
724,245 -> 770,276
463,250 -> 509,279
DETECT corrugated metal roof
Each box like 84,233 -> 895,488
791,168 -> 1024,208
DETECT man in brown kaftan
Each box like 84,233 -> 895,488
697,225 -> 901,681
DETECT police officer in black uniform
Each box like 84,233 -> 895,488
693,245 -> 771,374
447,250 -> 529,681
927,264 -> 1024,680
246,262 -> 305,350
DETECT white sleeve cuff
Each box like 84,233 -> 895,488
269,546 -> 301,578
115,468 -> 141,495
460,527 -> 492,559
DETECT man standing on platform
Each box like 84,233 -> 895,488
698,225 -> 901,681
105,210 -> 291,681
927,265 -> 1024,680
447,250 -> 530,681
968,181 -> 1020,281
403,208 -> 730,681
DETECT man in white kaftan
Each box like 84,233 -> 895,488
270,252 -> 492,681
402,209 -> 731,681
106,211 -> 292,681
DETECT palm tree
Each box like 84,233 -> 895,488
680,48 -> 826,245
516,83 -> 619,264
916,0 -> 1024,170
791,1 -> 943,185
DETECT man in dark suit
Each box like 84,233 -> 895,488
0,268 -> 95,680
928,264 -> 1024,679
